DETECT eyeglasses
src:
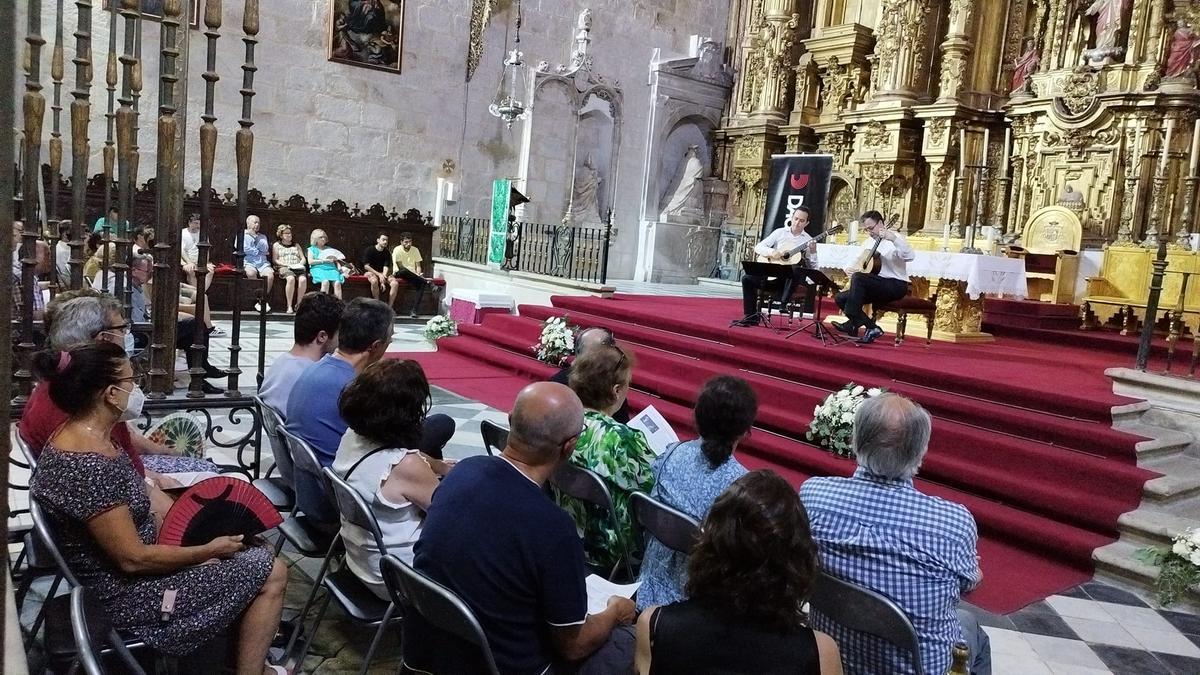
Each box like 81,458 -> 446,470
100,321 -> 132,334
610,344 -> 627,379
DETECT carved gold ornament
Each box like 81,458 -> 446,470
863,120 -> 891,149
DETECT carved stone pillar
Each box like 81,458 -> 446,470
737,0 -> 801,124
870,0 -> 934,105
935,0 -> 973,102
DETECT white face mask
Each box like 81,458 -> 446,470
114,384 -> 146,422
123,331 -> 136,355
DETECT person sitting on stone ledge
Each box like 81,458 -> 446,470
271,224 -> 308,314
332,358 -> 456,600
800,393 -> 990,675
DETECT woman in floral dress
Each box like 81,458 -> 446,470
29,342 -> 290,675
562,342 -> 656,575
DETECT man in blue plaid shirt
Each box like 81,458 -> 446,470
801,393 -> 991,675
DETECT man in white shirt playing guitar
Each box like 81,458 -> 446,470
831,210 -> 916,344
734,206 -> 820,328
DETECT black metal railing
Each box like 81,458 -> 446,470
439,215 -> 613,284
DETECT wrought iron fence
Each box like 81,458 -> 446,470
439,216 -> 613,284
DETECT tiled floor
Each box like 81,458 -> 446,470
10,314 -> 1200,674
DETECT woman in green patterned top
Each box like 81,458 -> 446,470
562,342 -> 656,575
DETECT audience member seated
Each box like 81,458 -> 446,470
132,227 -> 154,258
800,393 -> 990,675
563,342 -> 656,574
271,224 -> 308,313
307,228 -> 346,299
637,375 -> 755,610
239,215 -> 275,311
29,343 -> 289,674
120,255 -> 225,393
332,359 -> 456,600
287,298 -> 395,526
258,291 -> 344,418
55,220 -> 73,286
636,470 -> 843,675
390,232 -> 429,318
180,212 -> 215,291
409,382 -> 636,675
549,326 -> 631,424
19,290 -> 214,481
11,221 -> 45,323
361,232 -> 400,307
92,205 -> 126,233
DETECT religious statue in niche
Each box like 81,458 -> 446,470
1080,0 -> 1132,65
1011,38 -> 1041,93
1057,183 -> 1087,213
1165,20 -> 1200,81
659,146 -> 707,222
328,0 -> 406,74
570,154 -> 604,223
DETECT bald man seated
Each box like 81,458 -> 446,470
408,382 -> 637,674
550,326 -> 632,424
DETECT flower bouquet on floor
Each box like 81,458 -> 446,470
423,315 -> 458,341
1135,528 -> 1200,606
806,383 -> 885,458
533,316 -> 576,367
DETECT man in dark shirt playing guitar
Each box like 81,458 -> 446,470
734,206 -> 820,328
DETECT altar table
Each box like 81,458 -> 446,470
815,244 -> 1029,343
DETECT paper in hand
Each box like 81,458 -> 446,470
627,405 -> 680,456
585,574 -> 641,616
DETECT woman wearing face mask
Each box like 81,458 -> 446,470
30,342 -> 292,675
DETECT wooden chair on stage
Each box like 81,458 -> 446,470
873,294 -> 938,346
1004,206 -> 1082,304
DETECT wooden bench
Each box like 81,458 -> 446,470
873,295 -> 938,345
206,267 -> 444,315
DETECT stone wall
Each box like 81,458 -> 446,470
18,0 -> 731,279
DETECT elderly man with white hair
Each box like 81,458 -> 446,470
800,393 -> 990,675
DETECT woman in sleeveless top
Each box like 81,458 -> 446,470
29,343 -> 290,674
635,470 -> 843,675
330,359 -> 456,600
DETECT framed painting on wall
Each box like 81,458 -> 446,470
328,0 -> 405,74
102,0 -> 202,29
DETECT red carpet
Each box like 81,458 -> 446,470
398,294 -> 1157,614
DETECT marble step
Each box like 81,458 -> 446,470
1093,539 -> 1200,611
1142,455 -> 1200,504
1116,508 -> 1198,548
1111,400 -> 1152,428
1123,423 -> 1195,461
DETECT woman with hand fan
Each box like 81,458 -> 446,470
28,343 -> 291,675
331,359 -> 456,600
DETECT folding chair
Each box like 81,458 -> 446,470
808,571 -> 926,675
30,500 -> 152,673
252,395 -> 295,511
550,463 -> 634,581
630,491 -> 701,554
479,420 -> 508,457
71,586 -> 148,675
288,468 -> 403,675
275,429 -> 343,664
380,555 -> 502,675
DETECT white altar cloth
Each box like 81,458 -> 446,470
815,244 -> 1028,300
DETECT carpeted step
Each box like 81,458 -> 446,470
458,316 -> 1154,537
514,305 -> 1144,456
533,296 -> 1136,424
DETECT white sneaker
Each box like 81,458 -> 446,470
802,312 -> 814,319
254,302 -> 263,312
209,326 -> 227,337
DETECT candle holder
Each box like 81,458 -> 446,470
1175,174 -> 1199,251
961,164 -> 987,254
1141,173 -> 1168,248
949,175 -> 966,238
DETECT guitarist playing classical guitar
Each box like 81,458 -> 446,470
735,206 -> 820,327
831,210 -> 916,344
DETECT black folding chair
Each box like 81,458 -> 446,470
252,395 -> 295,512
275,428 -> 343,664
380,555 -> 502,675
296,468 -> 403,675
30,500 -> 151,673
808,571 -> 926,675
479,420 -> 508,457
550,463 -> 634,581
71,586 -> 148,675
630,491 -> 701,554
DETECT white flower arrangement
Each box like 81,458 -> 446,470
1136,528 -> 1200,606
423,315 -> 458,341
806,383 -> 885,458
533,315 -> 577,367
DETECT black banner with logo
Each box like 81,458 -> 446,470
760,154 -> 834,239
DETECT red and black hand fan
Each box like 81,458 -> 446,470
157,477 -> 283,547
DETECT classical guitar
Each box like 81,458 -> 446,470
756,224 -> 844,265
850,213 -> 900,275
